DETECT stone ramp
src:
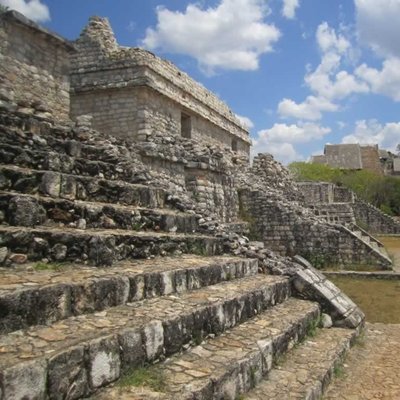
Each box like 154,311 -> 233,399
91,298 -> 320,400
0,275 -> 291,399
0,256 -> 258,334
245,326 -> 357,399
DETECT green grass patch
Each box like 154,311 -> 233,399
354,331 -> 366,348
333,363 -> 345,379
118,367 -> 165,392
33,262 -> 64,271
306,315 -> 322,338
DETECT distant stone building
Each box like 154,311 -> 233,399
311,143 -> 399,176
394,159 -> 400,176
70,17 -> 251,158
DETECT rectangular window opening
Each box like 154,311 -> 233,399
181,113 -> 191,138
231,138 -> 238,152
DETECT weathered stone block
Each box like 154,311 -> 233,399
164,313 -> 195,356
48,345 -> 88,400
118,328 -> 145,370
88,335 -> 121,389
88,235 -> 116,266
128,274 -> 145,301
0,359 -> 47,400
8,196 -> 46,227
174,269 -> 188,293
72,276 -> 129,314
257,338 -> 273,373
143,320 -> 164,361
40,171 -> 61,197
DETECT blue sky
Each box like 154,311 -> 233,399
2,0 -> 400,164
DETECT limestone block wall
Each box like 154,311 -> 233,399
352,199 -> 400,234
360,145 -> 383,175
0,11 -> 73,120
298,182 -> 356,224
333,186 -> 354,203
72,83 -> 249,156
70,87 -> 142,140
308,204 -> 355,224
298,182 -> 334,205
186,168 -> 238,222
238,188 -> 389,268
134,132 -> 241,223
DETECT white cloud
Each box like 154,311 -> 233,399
351,1 -> 400,102
142,0 -> 280,73
278,95 -> 338,120
251,140 -> 301,164
282,0 -> 300,19
316,22 -> 350,54
356,58 -> 400,101
257,122 -> 331,143
251,122 -> 330,164
305,23 -> 369,100
355,0 -> 400,59
235,114 -> 254,129
342,119 -> 400,151
0,0 -> 50,22
277,22 -> 369,121
305,64 -> 369,100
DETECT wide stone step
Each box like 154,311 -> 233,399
0,226 -> 224,266
92,298 -> 320,400
0,191 -> 198,233
244,326 -> 358,400
0,255 -> 258,334
0,121 -> 129,165
0,165 -> 168,209
0,142 -> 147,184
0,274 -> 291,400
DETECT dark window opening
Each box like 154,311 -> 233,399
181,113 -> 191,138
231,139 -> 238,152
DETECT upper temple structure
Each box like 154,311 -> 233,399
70,17 -> 252,158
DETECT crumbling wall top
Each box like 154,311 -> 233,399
0,10 -> 75,51
77,16 -> 118,53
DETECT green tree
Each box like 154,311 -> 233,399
288,162 -> 343,183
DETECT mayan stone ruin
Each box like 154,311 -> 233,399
0,10 -> 399,400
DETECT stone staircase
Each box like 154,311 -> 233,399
0,111 -> 361,399
343,222 -> 391,265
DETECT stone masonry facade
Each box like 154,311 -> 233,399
298,181 -> 400,234
0,11 -> 74,121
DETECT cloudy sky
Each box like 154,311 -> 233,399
2,0 -> 400,164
